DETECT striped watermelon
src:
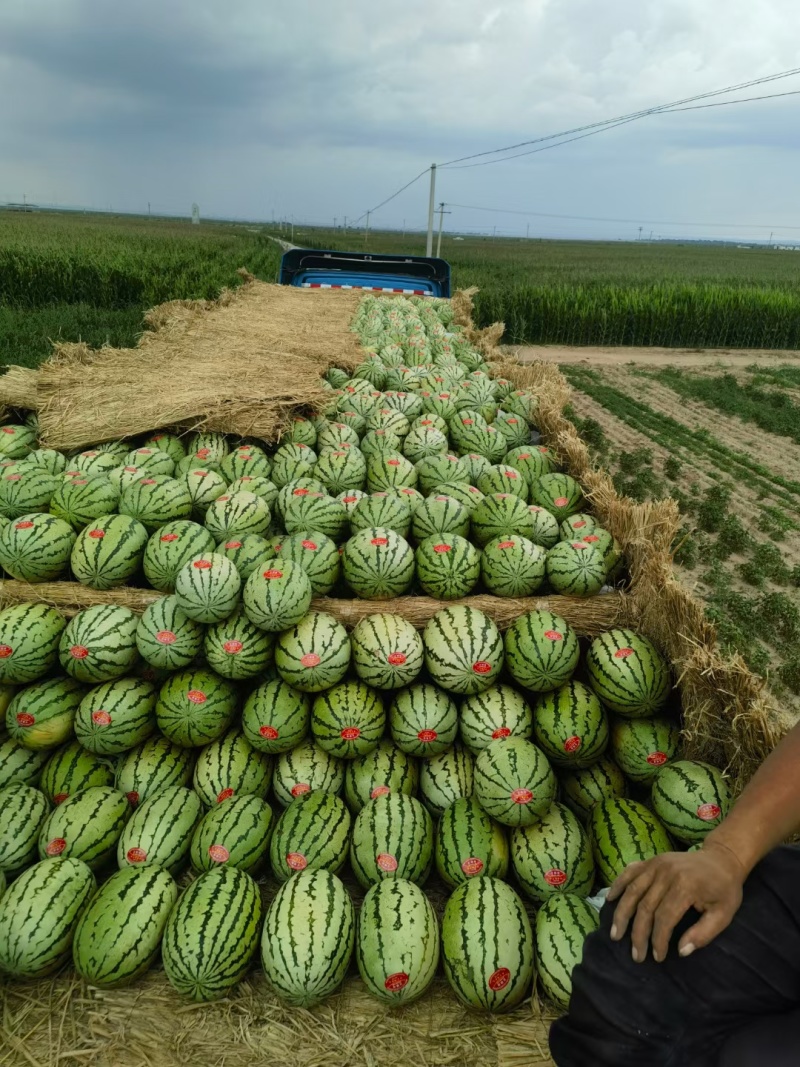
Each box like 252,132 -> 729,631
460,685 -> 532,755
429,481 -> 485,513
422,606 -> 503,695
144,431 -> 187,464
241,679 -> 310,755
192,729 -> 273,806
586,629 -> 672,718
109,464 -> 148,494
411,494 -> 470,543
275,479 -> 328,522
0,469 -> 57,520
29,448 -> 67,476
414,453 -> 466,495
0,784 -> 50,875
155,669 -> 238,748
162,866 -> 263,1001
361,429 -> 402,459
0,857 -> 96,977
342,527 -> 415,599
115,736 -> 195,808
220,446 -> 272,482
0,424 -> 37,459
276,531 -> 340,596
560,513 -> 598,540
510,801 -> 594,903
527,505 -> 561,549
389,683 -> 458,757
535,894 -> 600,1008
73,865 -> 178,987
559,755 -> 628,822
470,493 -> 536,546
269,790 -> 351,881
311,681 -> 385,759
350,792 -> 433,889
415,534 -> 481,599
184,468 -> 228,514
275,612 -> 351,693
493,413 -> 529,451
124,448 -> 176,476
350,492 -> 412,538
481,535 -> 546,597
350,613 -> 424,691
190,794 -> 274,873
477,464 -> 529,501
273,740 -> 345,808
317,421 -> 359,449
186,431 -> 229,466
40,741 -> 115,805
216,533 -> 274,580
650,760 -> 732,843
367,451 -> 419,494
0,737 -> 48,789
581,528 -> 624,582
205,491 -> 271,541
135,596 -> 205,670
6,676 -> 86,750
142,521 -> 216,592
357,878 -> 439,1005
590,798 -> 672,886
117,785 -> 203,872
403,425 -> 449,465
343,739 -> 419,814
284,493 -> 348,542
504,611 -> 580,693
59,605 -> 139,683
226,475 -> 278,508
70,514 -> 149,589
457,452 -> 492,483
173,553 -> 241,624
419,742 -> 475,817
74,677 -> 157,755
442,877 -> 533,1012
313,447 -> 368,494
287,416 -> 318,447
0,513 -> 76,581
38,786 -> 129,868
119,475 -> 192,531
204,608 -> 275,680
242,559 -> 313,633
474,737 -> 557,826
530,473 -> 584,521
0,603 -> 66,685
367,411 -> 411,443
533,681 -> 609,769
546,541 -> 606,596
49,475 -> 119,529
435,796 -> 509,887
337,489 -> 366,515
611,716 -> 681,783
261,869 -> 354,1006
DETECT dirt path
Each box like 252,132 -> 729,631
511,344 -> 800,368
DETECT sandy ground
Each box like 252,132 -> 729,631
511,344 -> 800,368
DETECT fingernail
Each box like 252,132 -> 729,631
610,924 -> 618,940
679,943 -> 695,958
653,951 -> 663,963
631,947 -> 639,962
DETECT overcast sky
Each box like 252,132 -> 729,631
2,0 -> 800,241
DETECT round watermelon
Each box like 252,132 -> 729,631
71,514 -> 149,590
460,685 -> 533,754
204,609 -> 275,680
389,683 -> 458,757
311,681 -> 385,759
114,736 -> 195,808
559,756 -> 628,823
242,560 -> 313,633
204,491 -> 271,541
343,740 -> 419,814
135,596 -> 205,671
183,468 -> 228,515
241,679 -> 310,755
350,493 -> 411,538
504,611 -> 580,694
470,493 -> 537,547
275,612 -> 351,693
481,536 -> 546,597
586,629 -> 672,718
342,527 -> 415,600
0,513 -> 76,582
650,760 -> 732,843
350,613 -> 424,690
530,473 -> 584,522
0,603 -> 66,685
155,669 -> 238,748
119,475 -> 192,531
49,475 -> 119,530
74,677 -> 157,755
269,790 -> 351,881
510,801 -> 594,902
276,532 -> 340,596
272,739 -> 345,808
350,792 -> 433,889
59,605 -> 139,684
415,534 -> 481,600
190,794 -> 274,874
173,553 -> 241,624
411,494 -> 470,543
474,737 -> 557,826
192,729 -> 273,806
216,534 -> 274,580
533,681 -> 609,769
419,742 -> 475,818
546,540 -> 606,596
422,606 -> 503,696
611,716 -> 681,784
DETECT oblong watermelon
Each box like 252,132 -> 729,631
589,797 -> 672,885
6,676 -> 86,751
190,795 -> 274,874
74,676 -> 157,755
357,879 -> 439,1005
269,790 -> 351,882
192,729 -> 273,806
38,785 -> 129,868
114,736 -> 196,808
0,783 -> 50,876
473,737 -> 557,827
535,893 -> 600,1008
117,785 -> 203,873
510,801 -> 595,902
0,603 -> 67,685
419,742 -> 475,818
40,741 -> 115,805
423,606 -> 504,696
58,605 -> 139,684
350,613 -> 424,691
350,792 -> 433,889
435,796 -> 509,888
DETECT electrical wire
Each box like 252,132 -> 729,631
445,202 -> 800,231
351,169 -> 430,226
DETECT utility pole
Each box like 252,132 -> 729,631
526,223 -> 530,239
436,202 -> 451,258
148,202 -> 151,217
291,215 -> 294,243
638,226 -> 643,241
425,164 -> 437,256
343,216 -> 347,232
365,210 -> 370,248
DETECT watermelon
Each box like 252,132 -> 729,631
49,475 -> 119,530
481,535 -> 546,597
276,531 -> 340,596
273,740 -> 345,808
0,783 -> 50,875
611,716 -> 681,783
0,513 -> 76,581
504,611 -> 580,694
284,493 -> 348,542
220,446 -> 271,482
590,797 -> 672,885
357,878 -> 439,1005
586,629 -> 672,718
343,739 -> 419,814
269,790 -> 351,881
29,448 -> 67,476
204,608 -> 275,680
415,453 -> 466,495
241,679 -> 310,755
183,467 -> 229,514
415,534 -> 481,599
0,603 -> 66,685
559,756 -> 629,822
494,413 -> 529,451
460,685 -> 532,754
119,475 -> 192,531
227,478 -> 278,507
40,741 -> 114,805
581,528 -> 624,582
350,493 -> 411,538
531,473 -> 584,521
314,448 -> 367,494
190,794 -> 274,873
422,606 -> 503,696
474,737 -> 557,826
286,416 -> 318,447
342,527 -> 415,600
419,741 -> 475,817
458,452 -> 492,483
349,613 -> 423,691
650,760 -> 732,843
546,540 -> 607,596
38,785 -> 129,868
0,737 -> 48,789
135,596 -> 205,670
317,421 -> 359,450
361,429 -> 402,459
435,796 -> 509,887
114,736 -> 195,808
411,494 -> 470,543
155,669 -> 238,748
0,469 -> 57,520
337,489 -> 366,515
186,432 -> 230,465
143,520 -> 216,592
311,681 -> 385,759
109,464 -> 149,494
0,857 -> 96,977
350,792 -> 433,889
510,801 -> 594,903
442,877 -> 533,1012
533,681 -> 609,769
527,505 -> 561,549
144,431 -> 187,464
216,533 -> 274,580
124,448 -> 176,476
192,729 -> 273,806
535,894 -> 600,1008
0,424 -> 37,459
477,464 -> 529,501
242,559 -> 313,633
470,493 -> 537,546
403,425 -> 449,465
74,677 -> 157,755
173,553 -> 241,624
429,481 -> 485,513
560,513 -> 598,540
275,479 -> 328,522
71,514 -> 149,589
389,683 -> 458,757
205,491 -> 271,541
59,605 -> 139,684
6,676 -> 85,750
261,869 -> 354,1006
117,785 -> 203,873
274,612 -> 351,693
162,866 -> 262,1001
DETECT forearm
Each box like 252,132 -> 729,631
703,720 -> 800,876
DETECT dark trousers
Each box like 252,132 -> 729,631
549,846 -> 800,1067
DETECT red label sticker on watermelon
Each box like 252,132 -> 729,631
554,497 -> 569,507
384,972 -> 409,993
488,968 -> 511,991
497,541 -> 515,550
157,630 -> 176,645
376,853 -> 398,872
208,844 -> 230,863
264,569 -> 283,579
518,452 -> 531,460
70,645 -> 89,659
571,541 -> 589,550
260,725 -> 279,740
1,428 -> 14,435
286,852 -> 308,871
223,640 -> 243,655
0,645 -> 12,658
507,418 -> 519,425
573,521 -> 587,529
5,474 -> 20,482
15,521 -> 34,530
342,496 -> 358,504
160,532 -> 179,542
216,788 -> 235,803
341,727 -> 361,741
123,466 -> 138,473
583,535 -> 599,544
511,788 -> 533,804
615,648 -> 635,659
417,729 -> 438,743
195,448 -> 211,459
126,791 -> 140,806
140,478 -> 157,486
53,793 -> 69,805
193,559 -> 212,570
371,537 -> 389,546
301,653 -> 321,668
433,543 -> 451,553
46,838 -> 67,857
564,735 -> 582,753
387,460 -> 399,467
646,752 -> 668,767
301,540 -> 318,551
73,479 -> 88,486
461,857 -> 484,876
387,652 -> 406,666
187,689 -> 207,704
371,786 -> 391,799
492,727 -> 511,740
126,847 -> 147,863
473,661 -> 492,674
15,712 -> 34,727
225,540 -> 243,550
291,783 -> 311,797
92,710 -> 112,726
544,630 -> 563,642
697,803 -> 722,822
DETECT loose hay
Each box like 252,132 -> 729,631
0,366 -> 40,413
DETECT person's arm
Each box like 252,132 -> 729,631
607,719 -> 800,964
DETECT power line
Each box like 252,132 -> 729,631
352,169 -> 429,226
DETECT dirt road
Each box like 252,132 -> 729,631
510,344 -> 800,368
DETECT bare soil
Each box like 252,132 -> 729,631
511,344 -> 800,368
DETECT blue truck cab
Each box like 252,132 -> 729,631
279,248 -> 451,298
